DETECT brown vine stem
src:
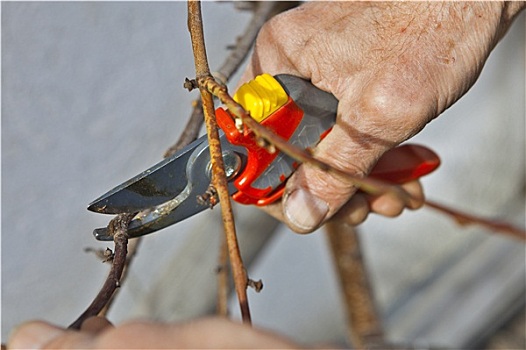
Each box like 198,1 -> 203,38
210,2 -> 296,317
187,0 -> 251,324
68,213 -> 135,330
325,220 -> 385,348
99,237 -> 142,317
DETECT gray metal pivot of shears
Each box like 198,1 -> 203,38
88,74 -> 440,241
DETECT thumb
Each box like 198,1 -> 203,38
282,124 -> 382,233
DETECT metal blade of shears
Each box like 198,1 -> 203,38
88,131 -> 248,240
88,136 -> 206,214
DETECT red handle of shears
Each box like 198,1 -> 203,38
369,144 -> 440,185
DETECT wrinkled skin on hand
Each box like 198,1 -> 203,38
241,2 -> 524,233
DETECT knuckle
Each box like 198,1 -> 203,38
352,76 -> 435,143
367,84 -> 425,120
403,180 -> 426,209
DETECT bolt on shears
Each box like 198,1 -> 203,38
88,74 -> 440,241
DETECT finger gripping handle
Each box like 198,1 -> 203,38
218,74 -> 440,206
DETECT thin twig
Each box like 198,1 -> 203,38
325,221 -> 385,348
187,0 -> 251,324
68,213 -> 135,330
99,237 -> 142,317
213,2 -> 288,315
247,279 -> 263,292
84,246 -> 114,262
425,200 -> 526,241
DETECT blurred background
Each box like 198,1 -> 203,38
2,2 -> 524,348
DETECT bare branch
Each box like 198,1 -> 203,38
187,0 -> 252,324
68,213 -> 135,330
99,238 -> 142,317
425,200 -> 526,241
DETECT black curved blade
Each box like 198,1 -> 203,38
87,135 -> 208,214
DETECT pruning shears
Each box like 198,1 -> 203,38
88,74 -> 440,241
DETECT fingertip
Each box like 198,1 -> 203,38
80,317 -> 113,334
7,321 -> 65,350
402,180 -> 425,210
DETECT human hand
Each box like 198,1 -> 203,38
7,317 -> 301,349
241,2 -> 524,233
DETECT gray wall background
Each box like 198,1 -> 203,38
2,2 -> 524,347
